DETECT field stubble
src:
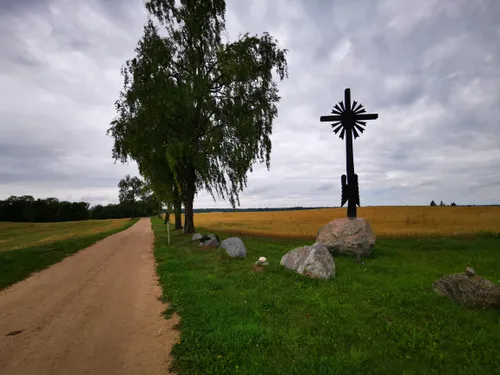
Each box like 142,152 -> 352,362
0,219 -> 131,252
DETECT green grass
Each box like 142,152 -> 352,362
152,218 -> 500,375
0,219 -> 139,290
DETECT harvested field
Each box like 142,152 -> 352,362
0,219 -> 131,252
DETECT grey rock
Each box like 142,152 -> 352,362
316,217 -> 375,261
199,234 -> 219,247
220,237 -> 247,258
433,269 -> 500,309
280,242 -> 335,279
192,233 -> 203,241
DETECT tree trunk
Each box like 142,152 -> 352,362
183,196 -> 195,233
171,184 -> 183,230
174,200 -> 182,230
183,177 -> 196,233
182,164 -> 196,234
157,201 -> 162,218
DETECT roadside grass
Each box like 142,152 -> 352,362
152,218 -> 500,375
0,219 -> 139,290
0,218 -> 132,252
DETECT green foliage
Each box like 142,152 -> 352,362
151,218 -> 500,375
118,174 -> 144,204
0,191 -> 157,223
118,174 -> 151,219
0,219 -> 138,290
89,201 -> 156,220
108,0 -> 289,233
0,195 -> 90,222
0,195 -> 157,222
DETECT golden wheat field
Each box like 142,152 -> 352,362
180,206 -> 500,239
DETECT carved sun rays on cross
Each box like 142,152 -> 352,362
330,100 -> 369,140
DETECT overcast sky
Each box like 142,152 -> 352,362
1,0 -> 499,208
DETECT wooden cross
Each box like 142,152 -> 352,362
320,88 -> 378,218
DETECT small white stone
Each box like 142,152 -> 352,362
254,257 -> 269,266
465,266 -> 476,276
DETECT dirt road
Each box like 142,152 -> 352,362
0,218 -> 179,375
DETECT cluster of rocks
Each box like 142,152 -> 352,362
192,233 -> 247,258
190,223 -> 499,313
192,232 -> 270,271
280,217 -> 376,280
197,233 -> 220,248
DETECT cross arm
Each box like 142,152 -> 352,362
355,113 -> 378,120
320,115 -> 341,122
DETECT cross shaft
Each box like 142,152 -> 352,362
319,88 -> 378,218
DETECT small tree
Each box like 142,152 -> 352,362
139,180 -> 163,217
118,175 -> 144,218
451,202 -> 457,206
139,162 -> 183,230
430,200 -> 436,206
440,200 -> 445,206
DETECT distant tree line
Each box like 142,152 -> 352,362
430,201 -> 457,206
0,196 -> 90,222
0,195 -> 158,223
0,174 -> 163,223
429,202 -> 499,207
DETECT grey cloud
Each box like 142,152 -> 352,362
0,0 -> 51,15
1,0 -> 499,209
50,24 -> 93,52
314,183 -> 335,193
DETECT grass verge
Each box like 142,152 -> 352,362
0,218 -> 139,290
152,218 -> 500,375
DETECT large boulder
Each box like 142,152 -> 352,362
432,267 -> 500,309
199,234 -> 219,248
220,237 -> 247,258
280,242 -> 335,280
316,218 -> 375,261
192,233 -> 203,241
